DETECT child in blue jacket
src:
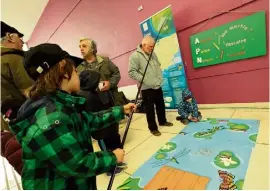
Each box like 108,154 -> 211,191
176,89 -> 202,125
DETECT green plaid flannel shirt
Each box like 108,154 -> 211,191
10,91 -> 125,190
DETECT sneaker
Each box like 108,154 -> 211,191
160,122 -> 173,126
176,116 -> 181,121
182,119 -> 189,125
151,130 -> 161,136
117,162 -> 128,169
107,167 -> 124,176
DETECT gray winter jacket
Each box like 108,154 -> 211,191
128,45 -> 163,90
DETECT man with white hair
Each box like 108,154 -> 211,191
128,35 -> 173,136
77,38 -> 121,94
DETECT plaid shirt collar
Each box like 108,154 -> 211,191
55,90 -> 86,106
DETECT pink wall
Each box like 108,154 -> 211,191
28,0 -> 269,104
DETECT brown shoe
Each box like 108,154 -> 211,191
160,122 -> 173,126
182,119 -> 190,125
151,130 -> 161,136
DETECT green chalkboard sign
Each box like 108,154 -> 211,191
190,12 -> 267,68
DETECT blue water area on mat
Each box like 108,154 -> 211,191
130,118 -> 260,190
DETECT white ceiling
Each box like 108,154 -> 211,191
1,0 -> 49,41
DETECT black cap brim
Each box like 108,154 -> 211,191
68,55 -> 83,68
17,32 -> 24,38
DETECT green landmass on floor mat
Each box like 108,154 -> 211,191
201,118 -> 219,124
210,120 -> 219,124
155,153 -> 167,160
117,177 -> 143,190
227,122 -> 237,126
193,126 -> 226,139
214,151 -> 240,169
207,118 -> 217,121
158,142 -> 177,153
249,134 -> 257,142
227,123 -> 250,132
235,179 -> 245,190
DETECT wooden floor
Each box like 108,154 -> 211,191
144,166 -> 210,190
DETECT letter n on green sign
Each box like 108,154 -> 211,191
190,12 -> 267,68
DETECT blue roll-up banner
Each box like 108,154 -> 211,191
139,5 -> 188,109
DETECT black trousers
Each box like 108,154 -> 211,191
97,98 -> 122,151
98,123 -> 122,151
141,88 -> 167,132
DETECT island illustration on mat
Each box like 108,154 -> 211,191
227,122 -> 250,132
200,118 -> 229,124
249,134 -> 257,142
117,118 -> 259,190
214,151 -> 241,169
193,126 -> 226,139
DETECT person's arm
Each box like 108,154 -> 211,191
128,55 -> 143,82
178,102 -> 189,119
84,106 -> 125,132
192,99 -> 199,118
26,113 -> 117,178
108,60 -> 121,88
8,55 -> 34,96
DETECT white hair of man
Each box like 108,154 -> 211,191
1,34 -> 9,44
142,35 -> 155,45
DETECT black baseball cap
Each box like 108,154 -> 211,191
24,43 -> 83,80
1,21 -> 24,38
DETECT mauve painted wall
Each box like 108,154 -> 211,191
28,0 -> 269,104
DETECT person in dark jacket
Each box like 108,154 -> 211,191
77,39 -> 124,149
176,89 -> 202,125
1,21 -> 33,178
77,38 -> 122,105
78,70 -> 127,176
1,21 -> 34,131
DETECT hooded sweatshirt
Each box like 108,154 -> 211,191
128,45 -> 163,90
9,90 -> 125,190
178,89 -> 199,119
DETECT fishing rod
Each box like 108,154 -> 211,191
107,12 -> 172,190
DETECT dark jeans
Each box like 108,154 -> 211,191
97,123 -> 122,151
141,88 -> 167,132
97,98 -> 122,151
